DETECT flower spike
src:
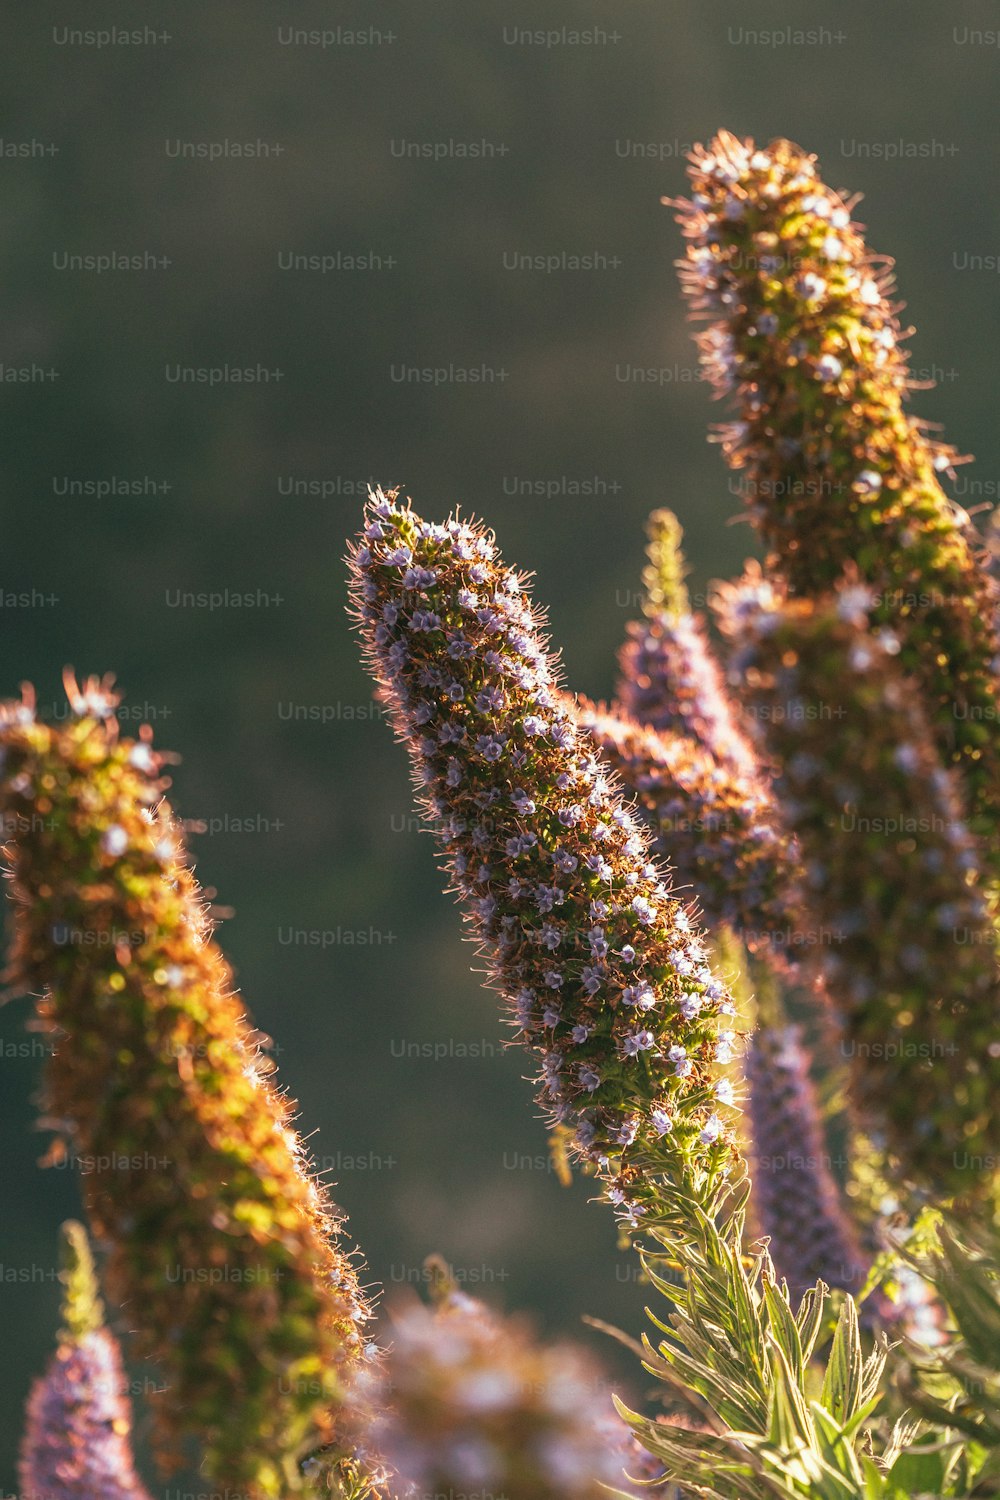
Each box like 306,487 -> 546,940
674,131 -> 1000,849
716,578 -> 1000,1195
0,688 -> 375,1496
372,1263 -> 638,1500
18,1221 -> 153,1500
571,697 -> 801,962
745,1027 -> 868,1299
349,489 -> 741,1216
617,509 -> 757,782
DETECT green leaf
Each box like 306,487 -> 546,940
886,1444 -> 949,1496
808,1401 -> 865,1485
821,1296 -> 863,1425
795,1283 -> 828,1366
766,1340 -> 814,1449
764,1277 -> 804,1382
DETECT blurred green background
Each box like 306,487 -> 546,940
1,2 -> 997,1491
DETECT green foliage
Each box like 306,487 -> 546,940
613,1173 -> 905,1500
893,1212 -> 1000,1495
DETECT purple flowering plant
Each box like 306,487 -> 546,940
4,131 -> 1000,1500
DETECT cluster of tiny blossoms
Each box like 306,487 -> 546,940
373,1281 -> 640,1500
616,509 -> 757,782
717,581 -> 1000,1196
745,1028 -> 868,1300
673,131 -> 1000,845
350,490 -> 740,1213
572,697 -> 801,962
19,1223 -> 152,1500
0,684 -> 375,1497
604,508 -> 808,963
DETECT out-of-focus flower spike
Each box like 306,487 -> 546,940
745,1027 -> 869,1298
639,508 -> 690,621
571,696 -> 803,968
617,511 -> 757,781
716,575 -> 1000,1196
372,1259 -> 638,1500
672,132 -> 1000,851
18,1221 -> 153,1500
0,688 -> 376,1497
349,488 -> 741,1218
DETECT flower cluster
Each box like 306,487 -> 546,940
673,130 -> 1000,847
572,696 -> 801,961
616,509 -> 757,781
717,583 -> 1000,1195
349,490 -> 740,1211
19,1222 -> 152,1500
373,1271 -> 638,1500
744,1026 -> 868,1299
0,683 -> 375,1497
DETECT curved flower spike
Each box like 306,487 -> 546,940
745,1027 -> 868,1299
0,686 -> 374,1497
349,489 -> 740,1217
372,1262 -> 638,1500
717,578 -> 1000,1196
18,1221 -> 153,1500
571,697 -> 802,964
617,510 -> 757,782
673,131 -> 1000,847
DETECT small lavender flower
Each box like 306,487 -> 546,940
673,131 -> 1000,848
718,581 -> 1000,1195
350,490 -> 739,1209
18,1222 -> 153,1500
373,1264 -> 637,1500
745,1028 -> 869,1298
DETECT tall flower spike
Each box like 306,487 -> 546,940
617,509 -> 757,782
0,684 -> 375,1497
745,1026 -> 869,1299
571,696 -> 802,964
18,1221 -> 153,1500
349,489 -> 739,1217
673,131 -> 1000,849
372,1259 -> 638,1500
716,578 -> 1000,1196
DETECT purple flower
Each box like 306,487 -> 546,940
622,1029 -> 655,1056
350,489 -> 736,1183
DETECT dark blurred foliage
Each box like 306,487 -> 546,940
1,3 -> 997,1491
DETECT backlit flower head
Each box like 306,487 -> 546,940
0,682 -> 375,1496
673,131 -> 1000,848
373,1260 -> 635,1500
717,583 -> 1000,1195
18,1221 -> 153,1500
350,489 -> 740,1214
